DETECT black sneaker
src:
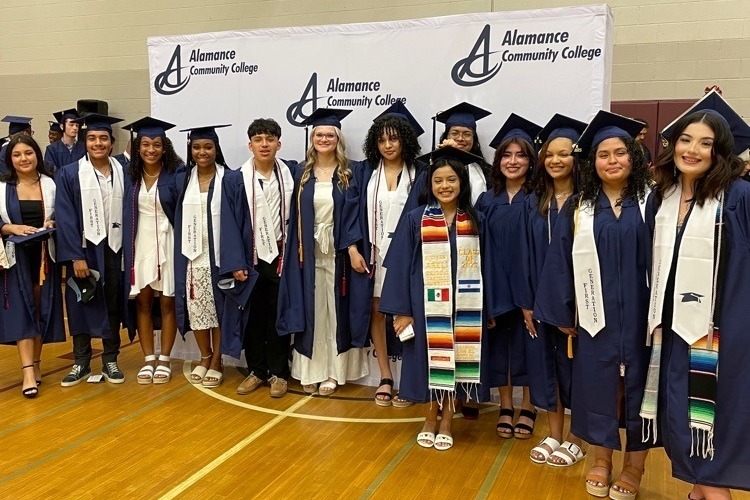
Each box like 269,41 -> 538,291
60,364 -> 91,387
102,361 -> 125,384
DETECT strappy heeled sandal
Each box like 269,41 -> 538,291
33,359 -> 42,386
496,407 -> 515,438
21,365 -> 38,398
513,408 -> 537,440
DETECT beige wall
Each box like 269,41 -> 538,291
1,0 -> 748,148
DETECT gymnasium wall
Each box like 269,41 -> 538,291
0,0 -> 748,148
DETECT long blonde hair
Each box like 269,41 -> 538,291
299,126 -> 351,190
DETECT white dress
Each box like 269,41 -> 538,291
291,181 -> 369,385
185,192 -> 219,331
129,178 -> 175,297
373,189 -> 397,298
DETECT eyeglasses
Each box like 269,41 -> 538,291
448,131 -> 473,140
314,132 -> 336,140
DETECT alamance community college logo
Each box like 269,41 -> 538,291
154,45 -> 260,96
286,72 -> 406,127
451,24 -> 604,87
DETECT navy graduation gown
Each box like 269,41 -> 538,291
0,144 -> 7,175
650,179 -> 750,490
0,183 -> 65,345
535,192 -> 652,451
114,153 -> 130,171
475,189 -> 527,387
172,168 -> 247,343
121,166 -> 184,341
519,194 -> 573,411
54,160 -> 124,339
218,162 -> 312,358
44,140 -> 86,173
378,206 -> 494,403
346,159 -> 408,358
276,162 -> 362,359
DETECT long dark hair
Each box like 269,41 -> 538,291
532,138 -> 578,216
491,137 -> 536,195
129,135 -> 184,184
578,136 -> 649,207
363,116 -> 421,167
422,158 -> 479,231
652,111 -> 742,205
1,135 -> 52,183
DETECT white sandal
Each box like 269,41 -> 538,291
546,441 -> 586,467
530,436 -> 561,464
202,369 -> 223,388
434,434 -> 454,451
319,379 -> 337,396
153,355 -> 171,384
417,432 -> 435,448
137,355 -> 156,385
190,355 -> 212,384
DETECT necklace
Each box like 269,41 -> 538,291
555,191 -> 572,199
143,169 -> 161,179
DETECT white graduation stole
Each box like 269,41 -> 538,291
572,199 -> 606,336
181,165 -> 224,266
0,176 -> 56,268
467,162 -> 487,206
78,156 -> 123,252
366,162 -> 412,265
241,158 -> 293,265
648,181 -> 720,344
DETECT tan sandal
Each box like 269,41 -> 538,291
585,458 -> 612,497
609,464 -> 643,500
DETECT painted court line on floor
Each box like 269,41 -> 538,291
475,438 -> 514,500
0,385 -> 191,486
183,361 -> 497,424
359,433 -> 417,499
158,395 -> 311,500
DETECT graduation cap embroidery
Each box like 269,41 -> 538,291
111,222 -> 121,229
680,292 -> 704,303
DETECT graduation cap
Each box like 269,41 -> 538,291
489,113 -> 542,149
179,124 -> 231,144
2,116 -> 32,136
537,114 -> 588,146
66,270 -> 100,304
374,101 -> 425,136
123,117 -> 176,142
48,121 -> 63,133
574,111 -> 645,157
53,108 -> 80,124
680,292 -> 704,303
661,89 -> 750,154
74,113 -> 123,133
301,108 -> 352,129
7,227 -> 56,245
218,277 -> 254,308
435,102 -> 491,130
415,145 -> 484,167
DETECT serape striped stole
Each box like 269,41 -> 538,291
421,204 -> 482,401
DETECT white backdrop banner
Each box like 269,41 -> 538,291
148,5 -> 613,386
149,5 -> 613,167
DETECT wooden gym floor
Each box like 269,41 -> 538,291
1,333 -> 749,500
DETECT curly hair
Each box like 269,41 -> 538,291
578,136 -> 649,209
532,137 -> 578,216
490,137 -> 536,195
652,111 -> 742,206
423,158 -> 479,232
300,126 -> 351,191
363,116 -> 421,167
1,135 -> 52,182
129,135 -> 184,184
